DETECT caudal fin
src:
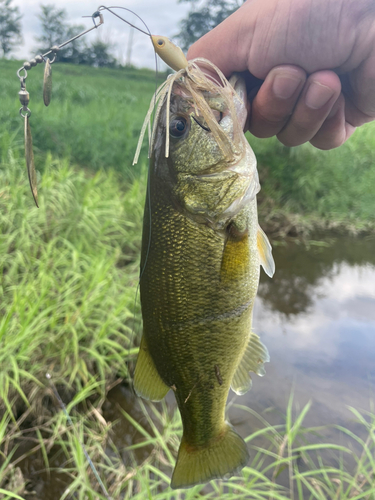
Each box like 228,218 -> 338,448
171,423 -> 249,489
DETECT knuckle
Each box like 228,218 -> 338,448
276,133 -> 305,148
292,119 -> 316,133
310,133 -> 346,150
277,122 -> 314,147
256,107 -> 291,125
249,128 -> 275,139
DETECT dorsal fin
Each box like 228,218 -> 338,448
231,332 -> 270,395
257,225 -> 275,278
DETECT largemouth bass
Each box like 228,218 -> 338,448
133,61 -> 275,489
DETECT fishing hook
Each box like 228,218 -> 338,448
192,115 -> 211,132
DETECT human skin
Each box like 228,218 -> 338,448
187,0 -> 375,149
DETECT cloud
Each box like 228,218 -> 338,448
254,261 -> 375,363
240,260 -> 375,429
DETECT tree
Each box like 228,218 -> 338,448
35,4 -> 86,63
35,4 -> 117,66
82,40 -> 117,68
57,24 -> 88,65
177,0 -> 242,50
0,0 -> 22,57
35,4 -> 66,52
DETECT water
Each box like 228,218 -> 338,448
238,237 -> 375,432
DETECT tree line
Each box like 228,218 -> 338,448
0,0 -> 242,66
0,1 -> 116,67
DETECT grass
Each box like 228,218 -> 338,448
0,59 -> 375,497
2,387 -> 375,499
252,127 -> 375,236
1,59 -> 164,175
1,58 -> 375,232
0,154 -> 145,408
0,154 -> 145,497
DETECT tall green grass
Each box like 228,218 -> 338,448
0,153 -> 145,412
0,152 -> 146,496
2,59 -> 375,230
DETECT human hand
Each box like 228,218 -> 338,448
187,0 -> 375,149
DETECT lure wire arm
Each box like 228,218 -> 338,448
16,4 -> 165,84
16,11 -> 104,79
15,7 -> 105,210
96,5 -> 151,36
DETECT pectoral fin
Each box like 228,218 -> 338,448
257,226 -> 275,278
133,335 -> 170,401
231,332 -> 270,395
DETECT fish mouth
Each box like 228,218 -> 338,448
172,74 -> 258,223
172,74 -> 248,131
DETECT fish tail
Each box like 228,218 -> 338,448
171,423 -> 249,489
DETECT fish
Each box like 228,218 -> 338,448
133,60 -> 275,489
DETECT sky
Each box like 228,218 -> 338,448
12,0 -> 191,69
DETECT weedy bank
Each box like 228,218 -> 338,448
1,59 -> 375,235
0,154 -> 144,497
0,156 -> 375,499
252,127 -> 375,237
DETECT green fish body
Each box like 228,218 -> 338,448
134,69 -> 274,489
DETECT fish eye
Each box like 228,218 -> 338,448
157,39 -> 165,47
169,116 -> 188,138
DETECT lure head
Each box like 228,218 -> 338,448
151,35 -> 188,71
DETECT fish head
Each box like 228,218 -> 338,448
153,68 -> 260,229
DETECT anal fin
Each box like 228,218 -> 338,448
231,332 -> 270,396
133,335 -> 170,401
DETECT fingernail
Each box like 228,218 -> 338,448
305,82 -> 335,109
272,75 -> 302,99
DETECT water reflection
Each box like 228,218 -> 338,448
234,237 -> 375,434
258,237 -> 375,317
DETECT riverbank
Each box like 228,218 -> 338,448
1,59 -> 375,237
1,155 -> 375,498
252,125 -> 375,238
